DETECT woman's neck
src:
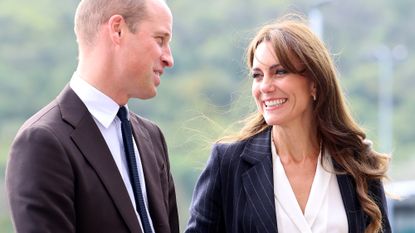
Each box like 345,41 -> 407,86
272,124 -> 320,163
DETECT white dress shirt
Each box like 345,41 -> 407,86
271,139 -> 348,233
70,72 -> 155,232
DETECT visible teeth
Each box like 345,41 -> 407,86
265,99 -> 287,107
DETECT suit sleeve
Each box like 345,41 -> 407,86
6,125 -> 76,233
185,144 -> 225,233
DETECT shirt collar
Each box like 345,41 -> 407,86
69,71 -> 127,128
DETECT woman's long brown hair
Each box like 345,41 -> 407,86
222,15 -> 389,233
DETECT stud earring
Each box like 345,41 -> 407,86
312,94 -> 316,101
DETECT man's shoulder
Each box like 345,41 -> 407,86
129,112 -> 167,143
10,99 -> 66,152
130,112 -> 160,130
19,86 -> 76,130
19,99 -> 61,132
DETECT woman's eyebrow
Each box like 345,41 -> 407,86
268,64 -> 282,71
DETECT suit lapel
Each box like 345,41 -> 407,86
57,86 -> 141,233
335,162 -> 365,233
130,115 -> 169,232
241,128 -> 278,233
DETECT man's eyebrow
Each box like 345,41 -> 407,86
156,32 -> 172,43
157,31 -> 171,38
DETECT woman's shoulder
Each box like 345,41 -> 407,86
212,139 -> 250,158
212,129 -> 270,161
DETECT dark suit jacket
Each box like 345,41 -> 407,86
185,127 -> 391,233
6,86 -> 179,233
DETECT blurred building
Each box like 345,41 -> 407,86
387,180 -> 415,233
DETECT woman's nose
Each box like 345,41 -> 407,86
260,75 -> 275,93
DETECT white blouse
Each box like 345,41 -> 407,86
271,141 -> 348,233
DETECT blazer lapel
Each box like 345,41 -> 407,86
57,86 -> 141,233
241,128 -> 278,233
130,115 -> 169,232
335,163 -> 365,233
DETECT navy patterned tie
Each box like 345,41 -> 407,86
117,106 -> 153,233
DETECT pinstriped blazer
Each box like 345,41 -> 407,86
185,127 -> 391,233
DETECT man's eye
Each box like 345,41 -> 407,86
157,37 -> 164,45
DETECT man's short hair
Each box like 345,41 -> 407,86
74,0 -> 147,46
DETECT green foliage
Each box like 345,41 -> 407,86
1,0 -> 415,231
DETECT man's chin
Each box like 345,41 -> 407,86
136,91 -> 157,100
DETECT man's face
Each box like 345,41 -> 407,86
119,0 -> 174,100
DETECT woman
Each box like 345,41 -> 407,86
185,15 -> 391,233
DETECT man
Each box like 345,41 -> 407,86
6,0 -> 179,232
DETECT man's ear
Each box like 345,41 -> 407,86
108,15 -> 124,44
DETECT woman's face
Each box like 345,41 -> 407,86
251,41 -> 315,128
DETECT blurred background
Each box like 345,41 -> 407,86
1,0 -> 414,232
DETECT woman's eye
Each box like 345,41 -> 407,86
251,73 -> 262,79
275,69 -> 288,75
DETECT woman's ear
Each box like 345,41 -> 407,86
310,82 -> 317,101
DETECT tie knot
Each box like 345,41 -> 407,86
117,106 -> 129,121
